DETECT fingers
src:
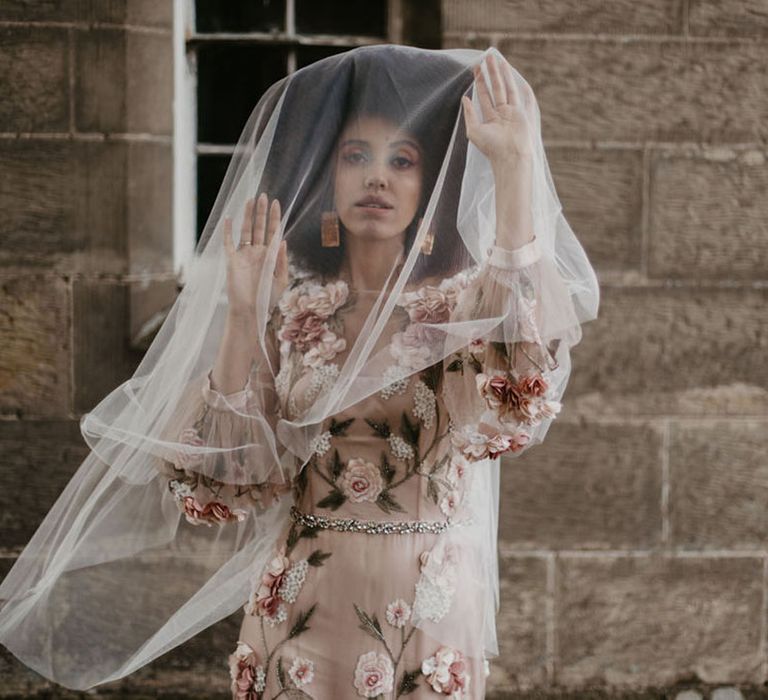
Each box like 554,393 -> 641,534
223,217 -> 234,255
253,192 -> 268,246
265,198 -> 281,247
240,196 -> 256,246
461,94 -> 479,136
473,62 -> 494,121
486,53 -> 508,106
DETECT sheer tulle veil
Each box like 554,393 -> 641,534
0,44 -> 599,690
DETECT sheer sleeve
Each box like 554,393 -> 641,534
155,306 -> 294,526
442,235 -> 584,461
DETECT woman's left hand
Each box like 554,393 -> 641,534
462,53 -> 536,168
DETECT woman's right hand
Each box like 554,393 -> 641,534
222,192 -> 288,319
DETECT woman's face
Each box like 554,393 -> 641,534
333,114 -> 423,243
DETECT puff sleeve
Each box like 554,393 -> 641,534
155,306 -> 294,526
442,235 -> 584,461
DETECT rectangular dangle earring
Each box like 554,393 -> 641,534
321,211 -> 340,247
418,217 -> 435,255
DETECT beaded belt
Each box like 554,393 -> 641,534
289,505 -> 470,535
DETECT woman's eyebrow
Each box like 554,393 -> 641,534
340,139 -> 369,148
391,139 -> 420,151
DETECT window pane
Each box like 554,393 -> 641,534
195,0 -> 285,33
197,154 -> 232,243
197,44 -> 288,144
295,0 -> 387,36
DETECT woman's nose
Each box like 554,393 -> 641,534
364,172 -> 387,189
364,160 -> 388,189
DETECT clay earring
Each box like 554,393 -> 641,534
321,210 -> 340,247
418,217 -> 435,255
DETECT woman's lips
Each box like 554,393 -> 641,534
355,203 -> 394,214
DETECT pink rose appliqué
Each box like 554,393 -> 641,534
353,651 -> 394,697
421,645 -> 471,698
228,640 -> 266,698
248,544 -> 290,619
339,457 -> 383,503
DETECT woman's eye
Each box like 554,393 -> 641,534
343,151 -> 366,164
392,156 -> 414,169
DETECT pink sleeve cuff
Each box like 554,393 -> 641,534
486,235 -> 541,271
202,371 -> 251,411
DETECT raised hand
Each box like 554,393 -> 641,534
222,192 -> 288,318
461,52 -> 536,166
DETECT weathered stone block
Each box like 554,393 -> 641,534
648,147 -> 768,280
127,141 -> 174,275
0,421 -> 86,549
491,555 -> 548,690
548,146 -> 643,271
496,39 -> 768,144
669,420 -> 768,548
0,140 -> 129,273
75,28 -> 172,135
443,0 -> 684,35
498,421 -> 663,549
569,286 -> 768,403
72,279 -> 142,413
689,0 -> 768,37
0,27 -> 68,133
0,275 -> 71,417
556,555 -> 763,686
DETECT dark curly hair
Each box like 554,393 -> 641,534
259,45 -> 476,283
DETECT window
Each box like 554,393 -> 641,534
173,0 -> 396,278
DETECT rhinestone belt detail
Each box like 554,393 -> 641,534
289,505 -> 469,534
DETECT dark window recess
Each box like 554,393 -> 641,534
197,154 -> 233,243
295,0 -> 387,36
197,44 -> 288,144
195,0 -> 285,33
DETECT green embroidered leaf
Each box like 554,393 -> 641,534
468,353 -> 483,373
365,417 -> 392,438
420,363 -> 442,392
288,603 -> 316,639
400,411 -> 420,446
330,449 -> 345,479
397,667 -> 423,695
353,602 -> 385,643
329,417 -> 355,436
429,454 -> 449,476
277,655 -> 286,687
426,477 -> 439,505
286,523 -> 300,552
307,549 -> 332,567
299,526 -> 319,540
445,357 -> 463,373
316,489 -> 346,511
379,451 -> 396,484
376,490 -> 406,514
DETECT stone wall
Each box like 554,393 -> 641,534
1,1 -> 767,698
0,1 -> 184,695
444,0 -> 768,696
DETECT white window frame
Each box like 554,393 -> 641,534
172,0 -> 398,284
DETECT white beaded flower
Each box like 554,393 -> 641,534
305,362 -> 340,405
379,365 -> 410,399
264,602 -> 288,627
412,380 -> 436,429
277,559 -> 309,604
288,656 -> 315,686
385,598 -> 412,628
309,430 -> 332,456
412,576 -> 453,623
387,435 -> 415,461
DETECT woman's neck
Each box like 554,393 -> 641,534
338,234 -> 405,292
